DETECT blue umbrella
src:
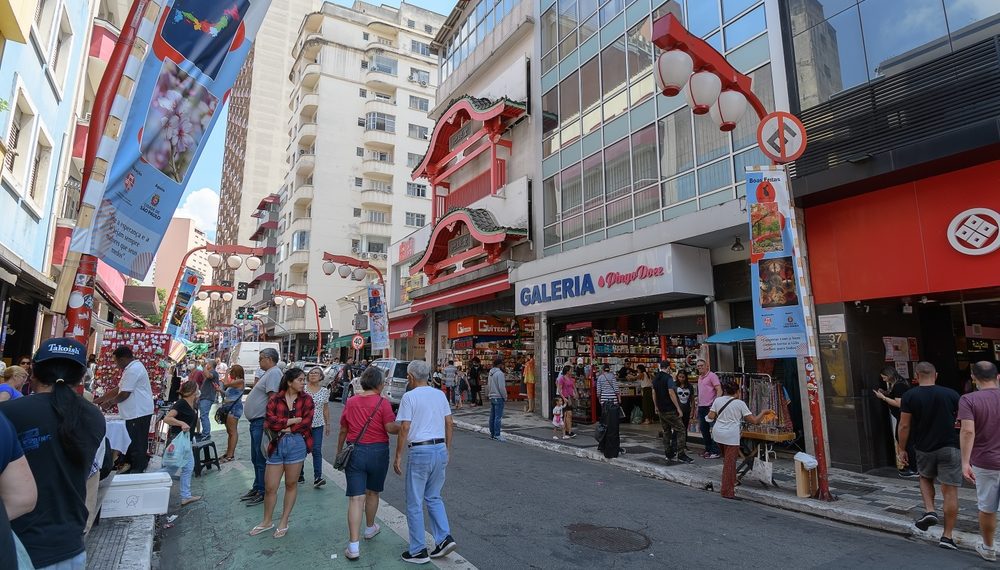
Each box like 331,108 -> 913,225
704,327 -> 756,372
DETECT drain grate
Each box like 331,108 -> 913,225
566,524 -> 651,553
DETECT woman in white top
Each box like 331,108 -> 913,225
304,367 -> 331,488
707,380 -> 774,499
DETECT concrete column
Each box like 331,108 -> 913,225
538,312 -> 550,419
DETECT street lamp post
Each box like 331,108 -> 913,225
161,244 -> 265,334
645,11 -> 832,501
272,289 -> 322,359
322,253 -> 388,358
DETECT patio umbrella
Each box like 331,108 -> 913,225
704,327 -> 756,372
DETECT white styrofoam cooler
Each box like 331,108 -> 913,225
101,472 -> 173,518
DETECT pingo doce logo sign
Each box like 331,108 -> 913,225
519,264 -> 665,307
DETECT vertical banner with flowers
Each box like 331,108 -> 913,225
165,267 -> 201,339
746,167 -> 812,359
70,0 -> 272,278
368,283 -> 389,351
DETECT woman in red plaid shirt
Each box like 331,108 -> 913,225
250,367 -> 314,538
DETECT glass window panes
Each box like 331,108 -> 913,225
579,0 -> 599,20
723,0 -> 758,21
662,172 -> 696,206
562,214 -> 583,240
543,176 -> 560,225
542,6 -> 558,55
626,22 -> 653,81
787,0 -> 856,35
945,0 -> 1000,49
687,1 -> 720,37
604,137 -> 631,200
694,114 -> 728,163
601,37 -> 627,99
582,152 -> 603,208
580,56 -> 602,133
560,162 -> 583,216
559,0 -> 578,40
792,5 -> 868,109
559,70 -> 581,139
697,160 -> 732,195
600,0 -> 624,26
658,110 -> 694,179
580,12 -> 599,42
584,207 -> 604,234
858,0 -> 948,79
633,183 -> 660,217
723,5 -> 764,48
606,195 -> 632,226
365,112 -> 395,133
542,87 -> 559,138
631,123 -> 658,189
731,64 -> 772,150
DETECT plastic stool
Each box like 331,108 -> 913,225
192,439 -> 220,477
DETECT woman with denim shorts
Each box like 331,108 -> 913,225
336,366 -> 399,561
250,367 -> 314,539
220,364 -> 245,462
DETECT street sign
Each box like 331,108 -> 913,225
237,281 -> 248,300
756,111 -> 807,164
308,332 -> 317,340
351,334 -> 365,351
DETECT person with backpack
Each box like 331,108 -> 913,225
468,358 -> 483,406
874,365 -> 918,478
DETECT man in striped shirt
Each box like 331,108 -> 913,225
596,365 -> 623,458
596,365 -> 620,404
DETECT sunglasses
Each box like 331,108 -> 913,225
18,362 -> 29,366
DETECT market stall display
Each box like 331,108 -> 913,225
446,316 -> 535,400
93,329 -> 172,412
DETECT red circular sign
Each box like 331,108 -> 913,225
756,111 -> 808,164
351,334 -> 365,350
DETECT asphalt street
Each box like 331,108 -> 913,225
323,402 -> 989,569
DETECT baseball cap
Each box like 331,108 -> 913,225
34,338 -> 87,368
602,364 -> 611,371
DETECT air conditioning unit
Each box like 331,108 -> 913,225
351,246 -> 361,254
359,252 -> 369,259
419,80 -> 428,87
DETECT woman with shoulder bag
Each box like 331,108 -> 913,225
250,368 -> 314,539
707,380 -> 775,499
161,381 -> 200,506
336,367 -> 399,561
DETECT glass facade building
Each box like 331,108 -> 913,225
538,0 -> 776,255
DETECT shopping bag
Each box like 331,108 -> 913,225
163,432 -> 191,470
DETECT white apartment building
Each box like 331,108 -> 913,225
273,1 -> 444,360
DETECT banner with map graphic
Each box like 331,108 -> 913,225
165,267 -> 201,339
71,0 -> 272,278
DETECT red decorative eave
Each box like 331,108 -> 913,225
410,208 -> 526,283
255,194 -> 280,211
249,220 -> 278,241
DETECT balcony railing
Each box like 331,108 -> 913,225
440,166 -> 502,216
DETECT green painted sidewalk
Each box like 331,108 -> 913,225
159,416 -> 472,569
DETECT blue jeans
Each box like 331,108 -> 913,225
405,443 -> 450,555
249,418 -> 265,493
698,405 -> 720,455
36,551 -> 87,570
489,398 -> 505,438
311,426 -> 324,480
162,446 -> 195,500
198,399 -> 214,437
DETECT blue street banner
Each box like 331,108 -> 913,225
746,167 -> 811,359
368,283 -> 389,351
71,0 -> 272,278
165,267 -> 201,338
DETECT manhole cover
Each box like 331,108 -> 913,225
566,524 -> 651,553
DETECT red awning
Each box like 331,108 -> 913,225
248,272 -> 274,287
389,314 -> 425,339
249,220 -> 278,241
255,194 -> 280,211
410,274 -> 510,313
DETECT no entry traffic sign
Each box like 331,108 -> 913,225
351,334 -> 366,351
757,111 -> 807,164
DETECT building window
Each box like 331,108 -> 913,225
408,124 -> 429,140
48,10 -> 73,89
406,182 -> 427,197
362,32 -> 369,40
411,40 -> 431,56
367,210 -> 389,223
410,68 -> 430,84
353,208 -> 362,218
292,230 -> 309,251
370,54 -> 398,75
5,106 -> 25,173
357,117 -> 365,127
368,241 -> 387,254
425,24 -> 433,34
374,91 -> 393,101
33,0 -> 56,46
359,88 -> 367,98
352,239 -> 361,252
354,177 -> 363,187
409,95 -> 429,112
356,147 -> 364,157
407,19 -> 415,28
360,60 -> 368,70
365,112 -> 396,133
27,134 -> 52,204
405,212 -> 426,227
407,153 -> 422,168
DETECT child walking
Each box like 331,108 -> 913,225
552,396 -> 567,439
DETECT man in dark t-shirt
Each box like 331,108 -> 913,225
198,360 -> 221,441
898,361 -> 962,549
652,361 -> 692,463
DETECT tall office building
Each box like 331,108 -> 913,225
150,217 -> 213,315
209,0 -> 319,327
272,1 -> 444,359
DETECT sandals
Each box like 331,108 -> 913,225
220,456 -> 234,464
273,527 -> 288,539
180,496 -> 202,506
249,524 -> 274,536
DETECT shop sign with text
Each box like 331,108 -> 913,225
514,244 -> 712,315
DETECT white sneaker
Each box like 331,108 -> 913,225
977,542 -> 997,562
364,523 -> 381,540
561,435 -> 571,440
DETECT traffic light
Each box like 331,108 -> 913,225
236,307 -> 245,319
319,305 -> 328,318
237,281 -> 248,300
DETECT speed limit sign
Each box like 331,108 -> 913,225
351,334 -> 365,351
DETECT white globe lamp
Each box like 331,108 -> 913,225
245,256 -> 262,271
226,254 -> 243,269
197,291 -> 209,301
337,265 -> 352,278
273,295 -> 285,305
684,70 -> 722,115
709,90 -> 749,132
654,50 -> 693,97
222,292 -> 234,302
351,268 -> 367,281
295,299 -> 306,308
207,253 -> 223,268
209,291 -> 221,301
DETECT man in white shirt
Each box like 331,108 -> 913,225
393,360 -> 457,564
96,346 -> 154,473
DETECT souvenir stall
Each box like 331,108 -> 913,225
446,316 -> 534,401
93,329 -> 173,407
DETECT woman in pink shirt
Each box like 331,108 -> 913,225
557,365 -> 578,438
696,359 -> 722,458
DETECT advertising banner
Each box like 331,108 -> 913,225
71,0 -> 273,278
747,167 -> 812,359
165,267 -> 201,338
368,283 -> 389,351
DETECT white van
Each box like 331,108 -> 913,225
229,342 -> 280,388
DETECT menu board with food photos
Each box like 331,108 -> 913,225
94,329 -> 172,410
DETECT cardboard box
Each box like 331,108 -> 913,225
101,472 -> 173,518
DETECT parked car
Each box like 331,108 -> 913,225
332,364 -> 363,402
229,342 -> 281,389
324,364 -> 345,397
369,359 -> 411,410
291,361 -> 325,377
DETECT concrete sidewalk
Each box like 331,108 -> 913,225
453,405 -> 997,553
157,420 -> 476,569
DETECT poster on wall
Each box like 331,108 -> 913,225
165,267 -> 201,338
747,167 -> 811,359
368,283 -> 389,351
70,0 -> 273,278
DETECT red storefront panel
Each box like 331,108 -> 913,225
806,160 -> 1000,303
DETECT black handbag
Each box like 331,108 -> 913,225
334,397 -> 383,471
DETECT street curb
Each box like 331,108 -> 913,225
117,514 -> 155,570
453,420 -> 986,550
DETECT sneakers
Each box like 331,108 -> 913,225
430,536 -> 457,559
939,536 -> 957,550
401,549 -> 430,564
344,547 -> 360,561
363,523 -> 381,540
914,511 -> 939,531
298,472 -> 305,484
897,469 -> 919,478
976,542 -> 997,562
568,432 -> 578,438
239,489 -> 259,501
665,453 -> 676,461
245,493 -> 263,506
706,453 -> 721,459
561,435 -> 571,440
314,477 -> 326,488
677,453 -> 694,464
